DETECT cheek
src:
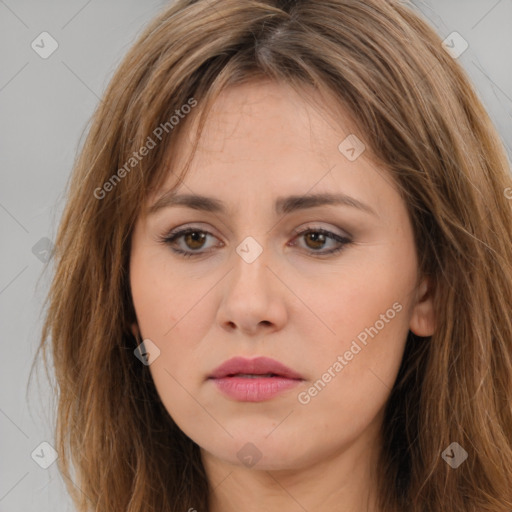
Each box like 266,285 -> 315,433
309,249 -> 414,337
301,243 -> 416,392
130,256 -> 216,432
293,272 -> 412,445
130,247 -> 208,342
130,251 -> 221,415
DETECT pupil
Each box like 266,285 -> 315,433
306,232 -> 325,249
186,232 -> 205,249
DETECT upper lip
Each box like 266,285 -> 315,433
208,356 -> 304,380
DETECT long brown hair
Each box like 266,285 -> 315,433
33,0 -> 512,510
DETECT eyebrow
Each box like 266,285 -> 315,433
147,191 -> 378,217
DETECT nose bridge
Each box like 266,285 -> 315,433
230,235 -> 271,293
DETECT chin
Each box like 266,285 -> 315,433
200,433 -> 313,472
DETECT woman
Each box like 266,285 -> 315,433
35,0 -> 512,510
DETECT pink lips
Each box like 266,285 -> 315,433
208,356 -> 304,402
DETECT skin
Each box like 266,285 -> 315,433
129,79 -> 436,512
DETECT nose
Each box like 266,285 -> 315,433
216,242 -> 288,337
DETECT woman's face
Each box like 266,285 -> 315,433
129,80 -> 435,472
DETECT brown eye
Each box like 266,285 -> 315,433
183,231 -> 207,250
303,231 -> 328,250
160,226 -> 351,259
291,228 -> 352,256
160,228 -> 221,258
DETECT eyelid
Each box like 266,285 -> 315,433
159,225 -> 223,252
158,222 -> 354,261
291,222 -> 351,239
163,223 -> 220,240
161,222 -> 350,243
288,225 -> 352,254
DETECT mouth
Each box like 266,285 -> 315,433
208,356 -> 304,380
208,357 -> 304,402
224,373 -> 281,378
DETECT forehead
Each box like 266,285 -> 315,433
188,80 -> 353,154
144,80 -> 396,221
154,81 -> 359,183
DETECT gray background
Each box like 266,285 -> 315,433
1,1 -> 511,510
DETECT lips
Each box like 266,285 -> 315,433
208,356 -> 304,380
208,356 -> 304,402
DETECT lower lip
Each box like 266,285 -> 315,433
210,376 -> 302,402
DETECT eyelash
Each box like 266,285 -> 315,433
158,226 -> 353,259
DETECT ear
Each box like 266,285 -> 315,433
409,276 -> 436,336
130,321 -> 140,340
